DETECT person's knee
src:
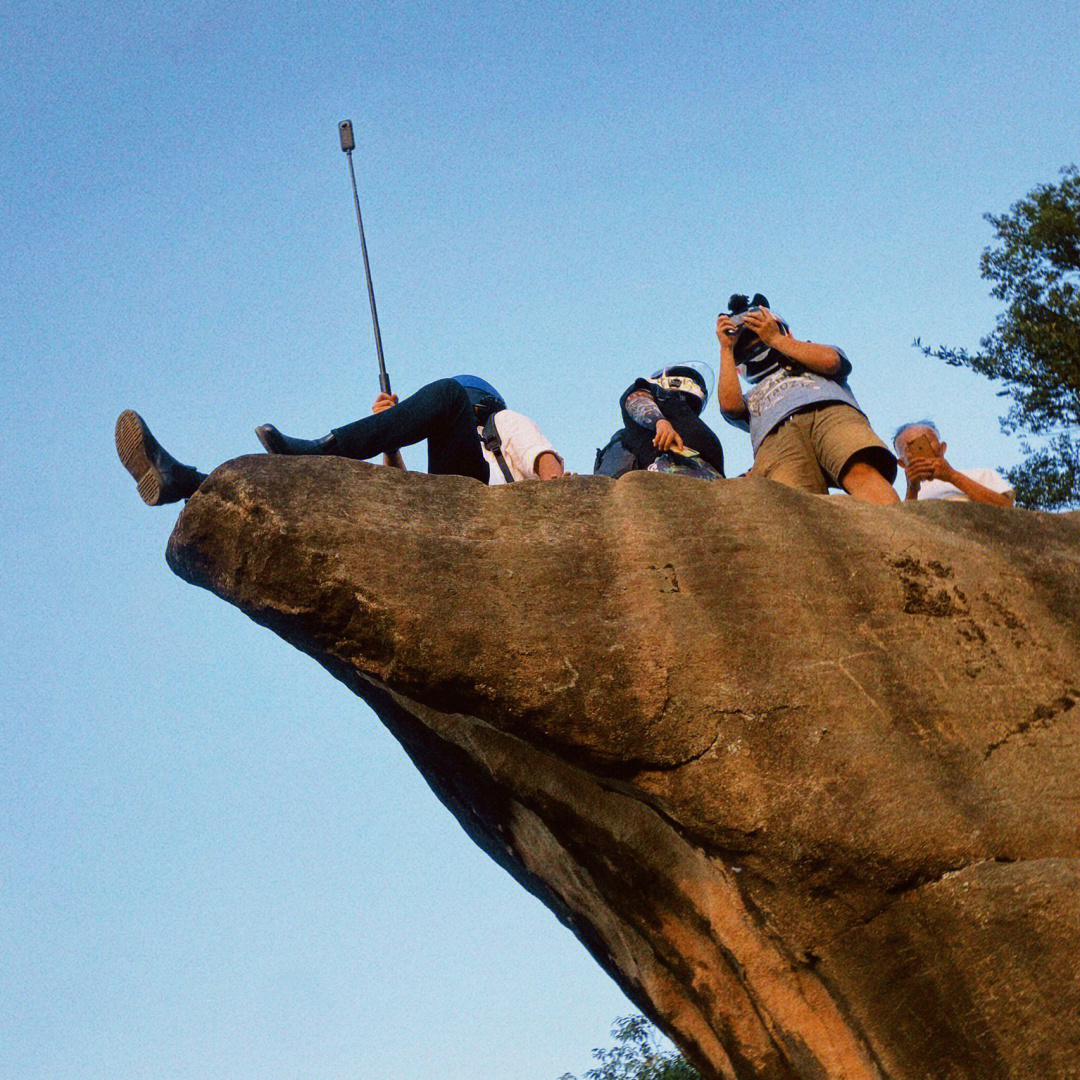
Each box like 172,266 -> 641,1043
840,447 -> 895,484
840,455 -> 900,503
425,378 -> 473,416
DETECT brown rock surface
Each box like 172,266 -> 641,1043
167,456 -> 1080,1080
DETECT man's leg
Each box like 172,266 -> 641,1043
259,379 -> 489,482
337,379 -> 488,480
115,410 -> 208,506
838,455 -> 901,504
750,414 -> 830,493
810,404 -> 900,505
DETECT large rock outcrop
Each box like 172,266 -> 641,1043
166,457 -> 1080,1080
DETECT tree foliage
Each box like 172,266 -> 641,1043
916,165 -> 1080,509
558,1016 -> 701,1080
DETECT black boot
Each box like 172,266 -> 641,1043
115,410 -> 208,506
255,424 -> 338,456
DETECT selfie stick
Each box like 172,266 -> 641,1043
339,120 -> 390,395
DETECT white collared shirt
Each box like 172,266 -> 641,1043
480,410 -> 562,484
917,468 -> 1013,501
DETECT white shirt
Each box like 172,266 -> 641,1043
917,467 -> 1014,502
481,409 -> 562,485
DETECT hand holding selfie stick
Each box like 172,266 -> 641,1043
339,120 -> 391,395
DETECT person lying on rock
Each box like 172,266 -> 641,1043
115,375 -> 565,506
715,292 -> 899,504
893,420 -> 1015,506
593,363 -> 725,480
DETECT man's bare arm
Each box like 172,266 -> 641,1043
745,310 -> 843,376
950,471 -> 1014,507
535,451 -> 565,480
905,458 -> 1015,507
371,392 -> 407,470
716,315 -> 749,419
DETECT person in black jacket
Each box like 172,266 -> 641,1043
594,363 -> 725,480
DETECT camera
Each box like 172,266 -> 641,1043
720,292 -> 769,336
721,307 -> 760,336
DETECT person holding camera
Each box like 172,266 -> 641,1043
715,293 -> 899,504
892,421 -> 1014,506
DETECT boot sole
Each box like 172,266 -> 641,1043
115,410 -> 164,506
255,424 -> 281,454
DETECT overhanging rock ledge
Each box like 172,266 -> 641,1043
167,455 -> 1080,1080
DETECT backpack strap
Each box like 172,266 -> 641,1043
481,413 -> 516,483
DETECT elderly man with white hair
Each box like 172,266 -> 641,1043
892,420 -> 1015,507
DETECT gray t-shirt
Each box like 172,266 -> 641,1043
725,346 -> 864,454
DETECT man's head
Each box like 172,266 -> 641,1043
452,375 -> 506,422
893,420 -> 946,464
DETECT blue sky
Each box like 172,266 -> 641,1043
3,2 -> 1077,1078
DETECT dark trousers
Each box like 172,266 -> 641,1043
331,378 -> 490,483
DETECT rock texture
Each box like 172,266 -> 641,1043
167,457 -> 1080,1080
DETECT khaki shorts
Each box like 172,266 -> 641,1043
751,404 -> 897,493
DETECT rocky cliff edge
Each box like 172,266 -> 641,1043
166,457 -> 1080,1080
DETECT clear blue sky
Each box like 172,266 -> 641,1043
3,2 -> 1076,1078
